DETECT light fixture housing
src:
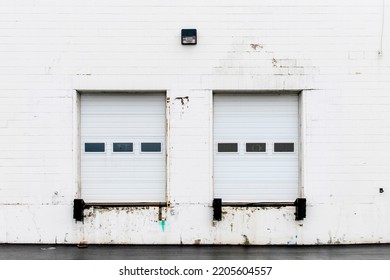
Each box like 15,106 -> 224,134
181,29 -> 197,45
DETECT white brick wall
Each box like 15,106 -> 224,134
0,0 -> 389,244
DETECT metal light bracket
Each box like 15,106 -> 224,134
181,29 -> 197,45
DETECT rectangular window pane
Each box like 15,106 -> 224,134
246,143 -> 266,152
274,143 -> 294,152
113,143 -> 133,152
141,143 -> 162,152
85,143 -> 105,152
218,143 -> 238,152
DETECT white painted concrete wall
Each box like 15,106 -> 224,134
0,0 -> 389,244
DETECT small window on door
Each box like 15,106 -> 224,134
85,143 -> 105,152
141,143 -> 162,152
246,143 -> 266,152
218,143 -> 238,153
274,143 -> 294,152
113,143 -> 133,152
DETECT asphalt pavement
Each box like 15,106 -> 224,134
0,244 -> 390,260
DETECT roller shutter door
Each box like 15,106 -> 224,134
214,93 -> 299,202
80,93 -> 166,203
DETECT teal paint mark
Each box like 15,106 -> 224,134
160,220 -> 166,232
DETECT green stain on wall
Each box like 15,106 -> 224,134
160,220 -> 166,232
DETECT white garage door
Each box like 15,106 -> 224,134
214,93 -> 299,202
80,93 -> 166,203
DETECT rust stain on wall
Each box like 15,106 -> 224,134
194,239 -> 201,245
250,43 -> 263,50
242,234 -> 250,245
174,96 -> 189,106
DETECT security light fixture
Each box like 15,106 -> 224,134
181,29 -> 197,45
